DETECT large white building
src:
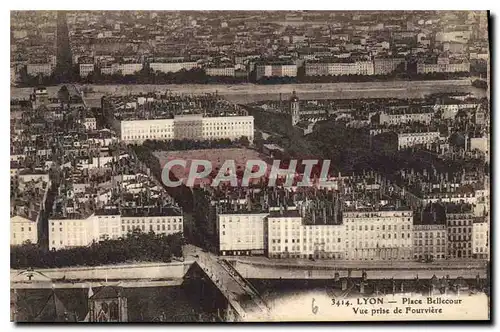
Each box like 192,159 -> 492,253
11,215 -> 38,246
397,132 -> 441,150
343,209 -> 413,261
218,213 -> 268,255
205,67 -> 236,77
329,61 -> 374,76
26,63 -> 54,77
49,208 -> 183,250
111,63 -> 143,75
119,114 -> 254,143
472,218 -> 489,259
267,210 -> 345,259
150,62 -> 198,73
305,61 -> 375,76
79,63 -> 95,78
417,62 -> 470,74
379,110 -> 433,125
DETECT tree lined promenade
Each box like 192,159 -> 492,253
11,230 -> 184,269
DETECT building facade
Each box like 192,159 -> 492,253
417,62 -> 470,74
150,62 -> 198,73
11,215 -> 38,246
343,210 -> 413,261
397,132 -> 441,150
49,210 -> 183,250
446,212 -> 473,259
205,67 -> 236,77
79,63 -> 95,78
119,115 -> 254,143
373,58 -> 407,75
413,223 -> 447,260
472,218 -> 489,259
27,63 -> 54,77
266,208 -> 345,259
305,61 -> 375,76
218,213 -> 268,256
255,64 -> 298,80
379,110 -> 433,125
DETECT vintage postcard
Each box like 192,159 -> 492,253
10,10 -> 490,322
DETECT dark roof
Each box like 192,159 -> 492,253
12,289 -> 87,322
121,207 -> 182,218
35,292 -> 77,322
12,286 -> 203,322
268,209 -> 301,218
91,286 -> 123,300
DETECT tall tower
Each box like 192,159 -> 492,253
290,91 -> 300,126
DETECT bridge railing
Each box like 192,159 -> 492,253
219,259 -> 270,312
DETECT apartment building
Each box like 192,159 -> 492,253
472,218 -> 489,259
205,67 -> 236,77
397,132 -> 441,150
343,209 -> 413,261
150,61 -> 198,73
111,63 -> 143,75
255,64 -> 298,80
120,209 -> 183,237
218,213 -> 268,256
417,62 -> 470,74
413,223 -> 447,260
329,61 -> 374,76
79,63 -> 95,78
119,114 -> 254,143
267,210 -> 345,259
305,61 -> 375,76
373,58 -> 407,75
26,63 -> 54,77
304,62 -> 329,76
49,215 -> 94,250
11,174 -> 50,246
301,223 -> 345,259
82,117 -> 97,131
49,208 -> 183,250
11,215 -> 38,246
267,210 -> 303,259
379,110 -> 433,125
446,212 -> 473,259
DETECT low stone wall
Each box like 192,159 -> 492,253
231,260 -> 487,280
11,261 -> 194,282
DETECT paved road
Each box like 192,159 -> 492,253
227,255 -> 489,270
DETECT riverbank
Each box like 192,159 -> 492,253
10,79 -> 486,104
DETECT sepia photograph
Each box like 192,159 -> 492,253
9,9 -> 491,323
